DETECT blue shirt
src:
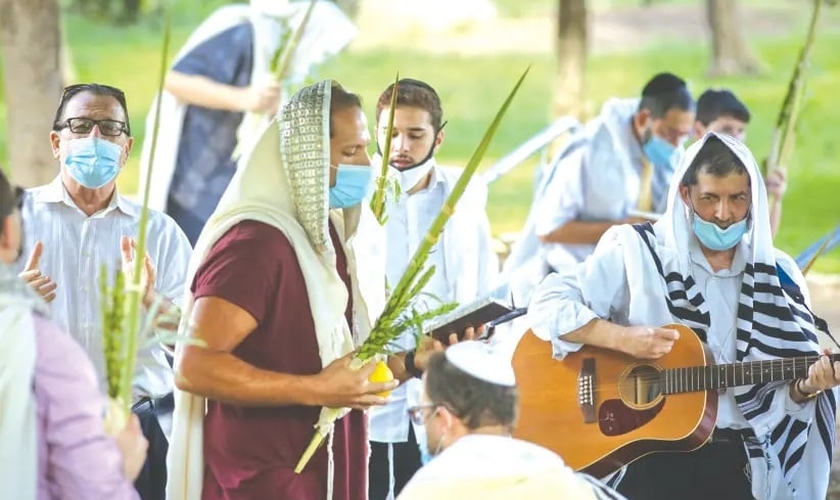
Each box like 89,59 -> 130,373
168,23 -> 254,232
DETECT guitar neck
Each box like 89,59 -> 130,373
662,354 -> 840,394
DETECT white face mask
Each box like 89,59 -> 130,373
398,159 -> 434,193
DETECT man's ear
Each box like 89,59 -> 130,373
679,185 -> 692,206
49,131 -> 62,159
633,109 -> 652,131
693,122 -> 707,141
432,129 -> 445,155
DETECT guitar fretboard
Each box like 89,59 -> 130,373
662,354 -> 840,394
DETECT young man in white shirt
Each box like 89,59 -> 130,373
368,78 -> 498,500
17,83 -> 192,500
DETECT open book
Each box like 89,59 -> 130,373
423,292 -> 527,343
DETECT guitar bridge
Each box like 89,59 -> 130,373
578,358 -> 596,423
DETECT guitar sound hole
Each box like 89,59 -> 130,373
618,364 -> 663,408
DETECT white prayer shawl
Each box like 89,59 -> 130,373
138,0 -> 357,212
165,81 -> 386,500
0,263 -> 48,500
501,98 -> 642,307
397,434 -> 625,500
598,132 -> 835,500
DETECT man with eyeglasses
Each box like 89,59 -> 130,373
17,83 -> 192,500
398,341 -> 625,500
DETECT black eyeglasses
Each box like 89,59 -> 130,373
407,404 -> 441,426
58,117 -> 128,137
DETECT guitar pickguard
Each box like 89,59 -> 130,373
598,399 -> 665,437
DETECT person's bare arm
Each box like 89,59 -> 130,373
165,71 -> 279,114
539,218 -> 647,245
176,296 -> 396,409
564,318 -> 680,360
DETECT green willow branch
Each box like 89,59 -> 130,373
370,74 -> 400,224
763,0 -> 825,182
294,66 -> 531,474
271,0 -> 318,82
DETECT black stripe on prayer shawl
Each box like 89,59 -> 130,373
632,224 -> 711,341
817,390 -> 838,457
629,222 -> 836,492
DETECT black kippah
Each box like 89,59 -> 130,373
642,72 -> 687,97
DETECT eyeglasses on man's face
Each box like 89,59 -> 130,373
59,117 -> 128,137
407,404 -> 441,426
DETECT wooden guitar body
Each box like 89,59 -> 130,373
511,324 -> 718,478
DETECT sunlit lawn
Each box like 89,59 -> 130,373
1,4 -> 839,271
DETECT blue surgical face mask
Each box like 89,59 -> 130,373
643,133 -> 678,167
63,137 -> 123,189
329,164 -> 374,209
692,213 -> 749,251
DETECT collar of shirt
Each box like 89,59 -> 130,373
687,232 -> 748,277
33,176 -> 140,220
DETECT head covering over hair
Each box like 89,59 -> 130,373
444,341 -> 516,387
592,132 -> 835,499
166,80 -> 385,500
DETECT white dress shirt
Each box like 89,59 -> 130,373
19,177 -> 192,400
370,169 -> 450,444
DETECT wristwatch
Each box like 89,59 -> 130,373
404,349 -> 424,379
796,379 -> 823,400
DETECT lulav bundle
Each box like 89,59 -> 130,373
295,67 -> 531,473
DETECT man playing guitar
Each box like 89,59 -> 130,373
527,133 -> 840,500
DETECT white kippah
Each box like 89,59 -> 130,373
444,341 -> 516,387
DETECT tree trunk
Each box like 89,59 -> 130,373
0,0 -> 64,186
706,0 -> 762,76
552,0 -> 588,119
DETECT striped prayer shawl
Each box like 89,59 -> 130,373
632,221 -> 836,497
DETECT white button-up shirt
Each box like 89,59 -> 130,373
370,168 -> 450,444
19,176 -> 192,400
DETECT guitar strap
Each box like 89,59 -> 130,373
774,263 -> 840,349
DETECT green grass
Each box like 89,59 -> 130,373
1,6 -> 840,271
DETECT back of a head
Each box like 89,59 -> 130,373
425,342 -> 518,431
328,82 -> 362,137
639,72 -> 695,118
376,78 -> 444,130
696,89 -> 750,126
680,134 -> 748,187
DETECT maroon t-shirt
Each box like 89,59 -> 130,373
192,220 -> 368,500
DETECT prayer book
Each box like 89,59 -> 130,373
423,292 -> 527,343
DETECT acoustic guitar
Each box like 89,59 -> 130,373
511,323 -> 829,478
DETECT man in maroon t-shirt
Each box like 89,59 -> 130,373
171,81 -> 462,500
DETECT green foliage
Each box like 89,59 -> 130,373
2,5 -> 840,271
